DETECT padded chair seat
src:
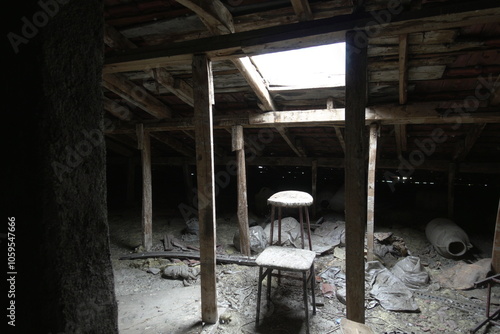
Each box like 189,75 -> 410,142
256,246 -> 316,271
267,190 -> 313,207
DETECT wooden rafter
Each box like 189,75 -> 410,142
328,98 -> 346,154
150,132 -> 195,157
103,96 -> 133,121
104,23 -> 137,50
154,67 -> 195,107
176,0 -> 234,35
290,0 -> 313,21
103,1 -> 500,73
398,34 -> 409,105
276,126 -> 307,157
102,73 -> 171,119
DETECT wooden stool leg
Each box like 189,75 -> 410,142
256,266 -> 263,325
303,271 -> 310,334
299,207 -> 305,249
278,207 -> 282,284
305,206 -> 313,251
269,205 -> 275,245
266,268 -> 272,304
310,264 -> 316,315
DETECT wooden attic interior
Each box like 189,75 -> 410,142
102,0 -> 500,324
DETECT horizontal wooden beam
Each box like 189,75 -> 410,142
105,104 -> 500,134
103,1 -> 500,73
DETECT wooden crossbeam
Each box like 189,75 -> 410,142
103,1 -> 500,73
103,96 -> 133,121
104,23 -> 137,50
154,67 -> 195,107
102,73 -> 171,119
150,132 -> 195,157
276,126 -> 307,157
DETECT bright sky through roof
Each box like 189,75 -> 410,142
251,42 -> 346,90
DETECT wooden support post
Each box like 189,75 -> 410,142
345,30 -> 368,324
137,123 -> 153,251
448,163 -> 456,219
192,54 -> 218,324
232,125 -> 251,256
399,34 -> 409,105
492,198 -> 500,274
311,160 -> 318,218
126,157 -> 136,204
366,124 -> 378,262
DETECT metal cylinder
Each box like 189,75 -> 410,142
425,218 -> 472,258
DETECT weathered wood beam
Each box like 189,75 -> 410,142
154,67 -> 195,106
453,123 -> 486,162
105,106 -> 500,134
291,0 -> 313,21
104,1 -> 500,73
104,23 -> 138,50
399,34 -> 409,105
345,29 -> 367,324
176,0 -> 234,35
231,57 -> 276,111
119,250 -> 257,266
366,123 -> 378,262
137,124 -> 153,251
102,73 -> 171,119
394,124 -> 407,157
328,97 -> 346,154
192,54 -> 218,324
276,126 -> 307,157
232,125 -> 251,256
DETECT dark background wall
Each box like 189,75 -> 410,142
6,1 -> 118,333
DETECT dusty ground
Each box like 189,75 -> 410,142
108,207 -> 499,334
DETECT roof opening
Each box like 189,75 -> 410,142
251,42 -> 345,91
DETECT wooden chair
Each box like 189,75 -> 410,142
255,190 -> 316,334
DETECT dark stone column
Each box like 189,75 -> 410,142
7,1 -> 118,333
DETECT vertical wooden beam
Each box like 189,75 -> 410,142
447,163 -> 456,219
311,160 -> 318,218
394,124 -> 407,157
492,198 -> 500,274
232,125 -> 251,256
137,124 -> 153,251
399,34 -> 409,105
366,124 -> 378,262
192,54 -> 218,324
345,30 -> 368,324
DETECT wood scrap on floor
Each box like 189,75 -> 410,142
120,251 -> 257,266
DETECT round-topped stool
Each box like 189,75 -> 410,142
267,190 -> 314,250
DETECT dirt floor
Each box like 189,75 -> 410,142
108,207 -> 499,334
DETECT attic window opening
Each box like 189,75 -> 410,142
251,42 -> 345,91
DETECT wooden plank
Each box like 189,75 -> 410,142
394,124 -> 407,157
104,23 -> 137,50
399,34 -> 409,105
291,0 -> 313,21
154,67 -> 195,106
192,54 -> 218,324
492,198 -> 500,274
102,73 -> 171,119
232,125 -> 251,256
137,124 -> 153,251
344,30 -> 367,324
104,1 -> 500,72
119,250 -> 257,266
366,124 -> 378,262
